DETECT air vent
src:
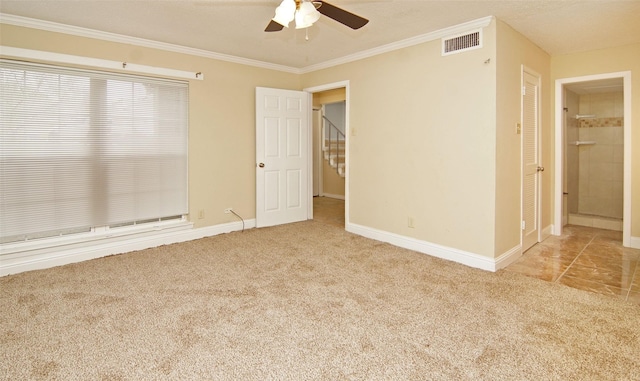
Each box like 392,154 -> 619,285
442,29 -> 482,56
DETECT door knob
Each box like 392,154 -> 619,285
258,163 -> 265,168
537,166 -> 544,172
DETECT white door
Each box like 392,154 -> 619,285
522,70 -> 542,251
256,87 -> 309,228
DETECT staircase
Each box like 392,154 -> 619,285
322,115 -> 345,178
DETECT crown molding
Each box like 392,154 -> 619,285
0,13 -> 301,74
299,16 -> 493,73
0,46 -> 205,80
1,13 -> 493,75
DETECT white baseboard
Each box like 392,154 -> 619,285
630,236 -> 640,249
494,245 -> 522,270
541,224 -> 553,241
320,193 -> 345,200
5,219 -> 603,277
0,219 -> 255,277
346,222 -> 502,272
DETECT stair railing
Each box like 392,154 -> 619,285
321,115 -> 346,177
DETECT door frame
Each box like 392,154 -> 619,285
312,107 -> 323,197
521,66 -> 543,251
553,71 -> 632,247
303,80 -> 350,227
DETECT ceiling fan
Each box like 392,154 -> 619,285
265,0 -> 369,32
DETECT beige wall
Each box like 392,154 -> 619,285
302,20 -> 499,257
5,17 -> 632,263
303,18 -> 553,259
0,24 -> 300,229
495,20 -> 551,256
551,43 -> 640,240
321,160 -> 345,197
313,88 -> 346,107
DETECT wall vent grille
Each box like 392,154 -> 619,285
442,29 -> 482,56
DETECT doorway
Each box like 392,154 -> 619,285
304,81 -> 349,227
554,72 -> 632,247
315,99 -> 346,199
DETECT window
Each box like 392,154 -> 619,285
0,60 -> 189,244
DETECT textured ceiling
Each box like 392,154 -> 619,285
1,0 -> 640,70
565,78 -> 624,94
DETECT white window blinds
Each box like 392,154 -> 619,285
0,60 -> 189,243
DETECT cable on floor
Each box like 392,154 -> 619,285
230,210 -> 245,232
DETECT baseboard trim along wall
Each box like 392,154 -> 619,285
5,219 -> 634,277
346,222 -> 507,272
541,224 -> 553,241
0,220 -> 255,277
320,193 -> 345,200
494,245 -> 522,270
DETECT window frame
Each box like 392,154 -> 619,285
0,59 -> 191,251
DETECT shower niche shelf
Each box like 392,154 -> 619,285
569,141 -> 596,146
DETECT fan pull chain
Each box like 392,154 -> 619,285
305,28 -> 309,41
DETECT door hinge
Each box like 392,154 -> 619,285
522,86 -> 526,96
521,220 -> 526,230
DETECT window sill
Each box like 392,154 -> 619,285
1,219 -> 193,256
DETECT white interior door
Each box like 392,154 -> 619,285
522,70 -> 542,252
256,87 -> 309,228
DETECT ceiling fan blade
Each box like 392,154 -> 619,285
265,20 -> 285,32
316,1 -> 369,30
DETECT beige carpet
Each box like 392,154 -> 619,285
1,221 -> 639,380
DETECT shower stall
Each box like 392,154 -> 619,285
564,80 -> 624,231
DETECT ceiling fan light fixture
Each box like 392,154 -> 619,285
272,0 -> 296,27
294,1 -> 321,29
265,0 -> 368,33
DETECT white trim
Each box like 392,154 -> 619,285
0,219 -> 255,277
1,219 -> 191,256
304,81 -> 350,227
320,193 -> 345,200
300,16 -> 492,73
319,104 -> 326,197
495,245 -> 522,270
541,224 -> 553,241
554,71 -> 632,247
0,46 -> 203,80
0,13 -> 298,74
1,13 -> 492,75
307,91 -> 315,220
346,222 -> 501,272
630,236 -> 640,249
554,81 -> 563,236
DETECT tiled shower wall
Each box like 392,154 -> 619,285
576,92 -> 624,219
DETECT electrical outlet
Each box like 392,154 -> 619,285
198,210 -> 205,219
224,208 -> 232,214
408,217 -> 415,228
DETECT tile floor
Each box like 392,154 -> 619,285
313,197 -> 640,305
505,225 -> 640,305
